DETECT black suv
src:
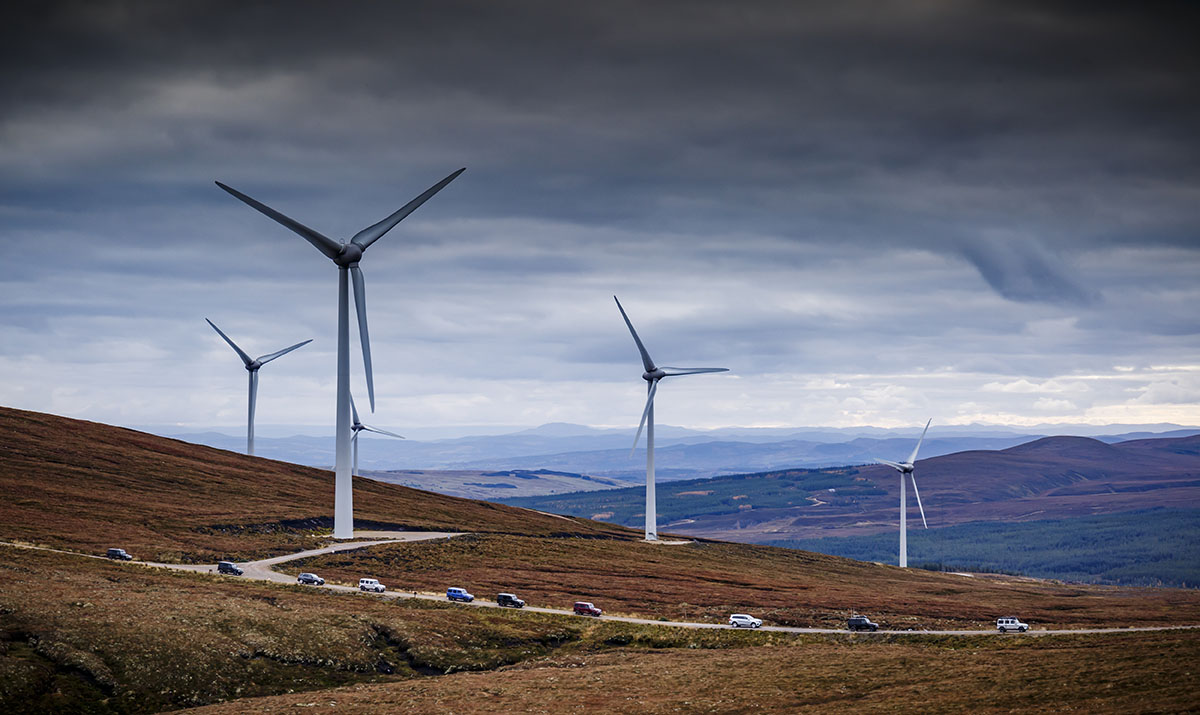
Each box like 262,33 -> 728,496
106,548 -> 133,561
217,561 -> 244,576
497,592 -> 525,608
847,615 -> 879,632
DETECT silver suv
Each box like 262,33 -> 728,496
729,613 -> 762,628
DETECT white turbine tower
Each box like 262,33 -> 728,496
205,318 -> 311,456
875,419 -> 932,568
615,296 -> 728,541
216,168 -> 464,538
350,394 -> 404,477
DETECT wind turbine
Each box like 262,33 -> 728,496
205,318 -> 311,456
216,168 -> 464,538
615,296 -> 728,541
875,419 -> 931,568
350,394 -> 404,477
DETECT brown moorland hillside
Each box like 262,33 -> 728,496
0,406 -> 635,561
281,533 -> 1200,629
672,434 -> 1200,540
192,630 -> 1200,715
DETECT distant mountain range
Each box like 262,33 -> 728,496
498,433 -> 1200,543
156,422 -> 1200,486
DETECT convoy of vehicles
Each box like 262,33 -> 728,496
497,592 -> 525,608
99,556 -> 1029,633
847,615 -> 879,632
447,587 -> 475,602
729,613 -> 762,628
358,578 -> 386,592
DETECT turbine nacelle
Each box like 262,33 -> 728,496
643,368 -> 666,382
334,242 -> 363,267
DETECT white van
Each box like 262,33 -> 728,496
996,617 -> 1028,633
358,578 -> 385,593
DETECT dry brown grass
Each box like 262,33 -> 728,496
0,406 -> 635,562
190,630 -> 1200,714
282,533 -> 1200,628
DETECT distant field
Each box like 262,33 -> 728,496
364,468 -> 626,499
276,533 -> 1200,629
766,508 -> 1200,588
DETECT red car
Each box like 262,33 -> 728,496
573,601 -> 602,617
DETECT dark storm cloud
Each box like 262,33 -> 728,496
1,1 -> 1198,429
5,1 -> 1198,262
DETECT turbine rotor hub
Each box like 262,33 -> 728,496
246,361 -> 261,371
334,242 -> 363,267
643,369 -> 665,381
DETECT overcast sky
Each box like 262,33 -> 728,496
1,1 -> 1198,434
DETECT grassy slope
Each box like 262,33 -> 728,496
279,533 -> 1200,629
0,406 -> 634,561
193,630 -> 1200,715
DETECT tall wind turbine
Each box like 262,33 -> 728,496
205,318 -> 311,456
615,296 -> 728,541
350,394 -> 404,477
875,419 -> 931,568
216,168 -> 464,538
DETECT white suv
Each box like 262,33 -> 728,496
358,578 -> 386,593
729,613 -> 763,628
996,617 -> 1028,633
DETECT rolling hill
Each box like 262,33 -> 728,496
500,434 -> 1200,541
0,405 -> 634,562
3,405 -> 1200,712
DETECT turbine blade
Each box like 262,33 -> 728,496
874,458 -> 905,472
350,168 -> 466,250
256,338 -> 312,365
630,379 -> 658,455
363,425 -> 405,440
206,319 -> 252,366
350,393 -> 362,428
659,366 -> 729,376
614,296 -> 655,372
907,418 -> 932,464
350,265 -> 374,411
911,473 -> 928,529
215,181 -> 341,261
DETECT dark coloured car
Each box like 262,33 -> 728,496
447,587 -> 475,602
497,592 -> 525,608
217,561 -> 244,576
847,615 -> 879,632
573,601 -> 602,617
106,548 -> 133,561
297,572 -> 325,586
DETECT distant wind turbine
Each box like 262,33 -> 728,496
875,419 -> 931,568
350,394 -> 404,477
216,168 -> 464,538
615,296 -> 728,541
205,318 -> 311,456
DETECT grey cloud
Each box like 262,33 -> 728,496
960,236 -> 1096,305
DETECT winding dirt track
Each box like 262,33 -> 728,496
8,537 -> 1198,637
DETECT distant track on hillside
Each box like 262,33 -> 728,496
6,538 -> 1198,637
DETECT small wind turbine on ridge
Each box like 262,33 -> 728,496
205,318 -> 311,456
350,394 -> 404,477
616,296 -> 728,541
216,168 -> 464,538
875,418 -> 932,568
